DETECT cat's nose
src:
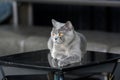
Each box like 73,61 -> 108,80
55,38 -> 57,40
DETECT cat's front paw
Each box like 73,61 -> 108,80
58,60 -> 70,67
51,59 -> 58,68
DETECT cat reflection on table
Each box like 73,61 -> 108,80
48,19 -> 87,68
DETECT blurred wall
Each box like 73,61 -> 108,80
33,3 -> 120,33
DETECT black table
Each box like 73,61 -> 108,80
0,49 -> 120,80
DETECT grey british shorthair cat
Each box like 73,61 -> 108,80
48,19 -> 87,68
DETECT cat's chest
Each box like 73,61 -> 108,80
52,44 -> 68,57
53,44 -> 68,53
54,44 -> 67,50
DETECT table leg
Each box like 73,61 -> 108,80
54,72 -> 64,80
113,60 -> 120,80
0,66 -> 5,80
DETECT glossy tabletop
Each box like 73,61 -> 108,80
0,49 -> 120,80
0,49 -> 120,72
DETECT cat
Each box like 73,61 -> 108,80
48,19 -> 87,68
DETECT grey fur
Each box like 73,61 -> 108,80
48,19 -> 87,67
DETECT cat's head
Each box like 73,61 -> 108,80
51,19 -> 74,44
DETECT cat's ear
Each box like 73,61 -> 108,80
65,21 -> 74,30
51,19 -> 65,29
51,19 -> 59,27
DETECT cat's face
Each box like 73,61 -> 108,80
51,19 -> 74,44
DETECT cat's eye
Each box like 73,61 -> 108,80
59,33 -> 64,37
52,33 -> 55,36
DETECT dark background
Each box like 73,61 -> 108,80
33,3 -> 120,33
